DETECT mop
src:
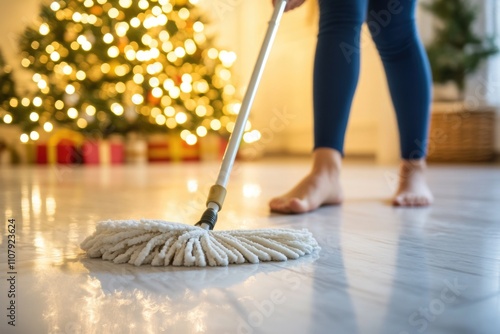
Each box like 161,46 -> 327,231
81,0 -> 320,267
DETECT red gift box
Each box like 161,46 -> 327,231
109,141 -> 124,164
36,129 -> 86,164
83,140 -> 124,164
57,139 -> 81,164
36,144 -> 48,164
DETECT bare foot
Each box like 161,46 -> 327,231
392,159 -> 433,207
269,148 -> 343,214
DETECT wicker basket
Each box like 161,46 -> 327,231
427,102 -> 496,162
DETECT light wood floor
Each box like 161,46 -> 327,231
0,158 -> 499,334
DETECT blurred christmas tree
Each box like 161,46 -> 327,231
423,0 -> 498,94
16,0 -> 258,145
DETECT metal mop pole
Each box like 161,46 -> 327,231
196,0 -> 288,230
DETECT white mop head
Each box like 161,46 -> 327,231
80,219 -> 320,267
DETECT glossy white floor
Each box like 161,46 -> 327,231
1,158 -> 499,334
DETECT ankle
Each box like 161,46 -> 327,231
312,148 -> 342,175
400,159 -> 426,174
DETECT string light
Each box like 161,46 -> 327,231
207,48 -> 218,59
108,8 -> 120,19
195,105 -> 207,117
107,46 -> 119,58
115,82 -> 126,93
55,100 -> 64,110
196,126 -> 207,137
169,87 -> 180,99
130,17 -> 141,28
101,63 -> 111,73
152,6 -> 162,16
243,130 -> 261,143
193,22 -> 204,33
111,103 -> 124,115
164,106 -> 175,117
20,134 -> 29,143
67,108 -> 78,119
132,94 -> 144,105
180,82 -> 192,93
73,12 -> 82,22
86,105 -> 96,115
77,118 -> 88,128
149,77 -> 160,87
166,118 -> 177,129
43,122 -> 53,132
185,39 -> 196,54
30,131 -> 40,141
186,134 -> 197,145
119,0 -> 132,9
162,3 -> 173,13
138,0 -> 149,10
115,22 -> 129,37
65,84 -> 76,94
175,111 -> 187,124
39,23 -> 50,35
33,97 -> 43,107
50,1 -> 60,11
133,73 -> 144,84
103,33 -> 114,44
3,114 -> 13,124
125,48 -> 136,61
178,8 -> 190,20
174,46 -> 186,58
155,114 -> 166,125
210,119 -> 221,131
151,87 -> 163,98
37,79 -> 47,89
76,70 -> 86,80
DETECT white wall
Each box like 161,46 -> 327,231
0,0 -> 41,90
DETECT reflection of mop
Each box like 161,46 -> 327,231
81,255 -> 318,295
81,0 -> 320,267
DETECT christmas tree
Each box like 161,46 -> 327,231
16,0 -> 258,145
423,0 -> 498,93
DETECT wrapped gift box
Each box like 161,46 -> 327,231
82,139 -> 124,164
34,129 -> 85,164
148,140 -> 171,162
36,144 -> 48,164
57,139 -> 81,164
125,134 -> 148,164
148,134 -> 202,162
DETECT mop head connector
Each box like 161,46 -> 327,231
81,219 -> 320,267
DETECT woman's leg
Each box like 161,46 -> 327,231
367,0 -> 433,206
270,0 -> 367,213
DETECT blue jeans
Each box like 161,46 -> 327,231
313,0 -> 432,159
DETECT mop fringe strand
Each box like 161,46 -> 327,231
81,219 -> 321,267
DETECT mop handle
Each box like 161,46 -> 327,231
205,0 -> 288,212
